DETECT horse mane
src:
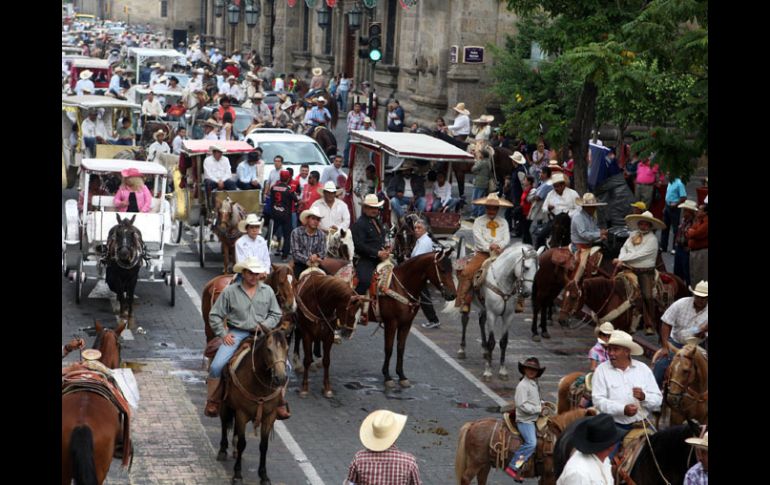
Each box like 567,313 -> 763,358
582,276 -> 621,308
310,275 -> 356,301
632,421 -> 700,481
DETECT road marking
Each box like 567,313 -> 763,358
176,268 -> 325,485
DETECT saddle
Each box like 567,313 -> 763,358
490,402 -> 557,475
568,372 -> 594,408
613,424 -> 655,481
472,256 -> 496,291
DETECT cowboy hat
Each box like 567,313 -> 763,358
233,257 -> 268,274
280,99 -> 292,111
510,151 -> 526,165
316,96 -> 327,103
252,92 -> 265,100
79,70 -> 93,80
312,67 -> 323,76
630,201 -> 647,210
238,213 -> 264,233
576,193 -> 607,207
594,322 -> 615,337
121,167 -> 143,178
607,330 -> 644,356
473,114 -> 494,123
209,144 -> 225,153
625,211 -> 665,231
571,414 -> 628,454
153,129 -> 166,140
364,116 -> 372,124
678,200 -> 699,212
194,67 -> 205,74
277,93 -> 288,101
359,410 -> 408,452
452,102 -> 470,116
472,192 -> 513,208
299,206 -> 325,225
689,280 -> 708,297
362,194 -> 384,208
549,173 -> 567,185
317,181 -> 343,196
225,59 -> 238,65
150,62 -> 163,69
685,432 -> 708,449
157,75 -> 168,83
113,67 -> 125,73
81,349 -> 102,361
518,357 -> 546,378
548,160 -> 563,169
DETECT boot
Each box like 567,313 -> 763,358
204,377 -> 223,417
515,296 -> 526,313
275,398 -> 291,420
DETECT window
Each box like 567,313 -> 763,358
324,13 -> 333,55
384,0 -> 397,64
302,4 -> 310,51
161,1 -> 168,18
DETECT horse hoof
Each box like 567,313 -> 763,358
216,451 -> 227,461
542,331 -> 551,339
399,379 -> 411,388
323,390 -> 334,398
232,478 -> 243,485
532,334 -> 541,342
384,380 -> 396,389
457,348 -> 466,359
299,390 -> 309,399
498,371 -> 509,381
482,373 -> 492,382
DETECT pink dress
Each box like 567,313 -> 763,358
114,185 -> 153,213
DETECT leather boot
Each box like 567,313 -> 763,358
515,296 -> 526,313
204,378 -> 223,417
275,398 -> 291,420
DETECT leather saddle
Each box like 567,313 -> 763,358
614,425 -> 655,480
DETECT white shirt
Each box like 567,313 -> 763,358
75,79 -> 95,96
320,166 -> 345,186
618,231 -> 658,269
81,118 -> 108,139
543,187 -> 580,217
311,198 -> 350,232
403,178 -> 413,198
592,360 -> 662,425
557,451 -> 614,485
204,131 -> 219,141
473,215 -> 510,253
472,124 -> 492,141
434,181 -> 453,206
411,233 -> 434,257
142,99 -> 164,117
210,53 -> 222,64
273,78 -> 285,91
448,114 -> 471,136
251,102 -> 273,123
661,297 -> 708,345
203,155 -> 232,182
221,83 -> 244,102
172,135 -> 185,154
147,141 -> 170,163
235,234 -> 271,273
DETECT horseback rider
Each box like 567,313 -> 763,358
351,194 -> 390,296
613,211 -> 666,336
205,258 -> 289,419
504,357 -> 545,483
556,414 -> 626,485
289,206 -> 327,279
235,214 -> 271,272
305,96 -> 332,137
591,330 -> 662,457
455,193 -> 512,313
62,338 -> 86,359
568,193 -> 608,287
542,172 -> 580,219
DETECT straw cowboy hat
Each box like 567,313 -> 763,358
225,59 -> 238,65
549,173 -> 567,185
689,280 -> 708,297
571,414 -> 628,454
625,211 -> 665,231
209,144 -> 225,153
473,114 -> 494,123
359,410 -> 408,452
121,167 -> 143,178
452,102 -> 470,116
280,99 -> 293,111
252,92 -> 265,100
317,181 -> 343,196
678,200 -> 699,212
79,70 -> 93,80
237,213 -> 264,233
607,330 -> 644,356
157,75 -> 168,83
153,129 -> 166,140
548,160 -> 563,170
113,67 -> 125,73
81,349 -> 102,361
576,193 -> 607,207
299,205 -> 325,225
594,321 -> 615,338
685,431 -> 708,449
364,116 -> 372,124
518,357 -> 546,378
630,201 -> 647,211
312,67 -> 323,76
510,151 -> 526,165
472,192 -> 513,207
362,194 -> 384,208
150,62 -> 163,69
233,257 -> 268,274
277,93 -> 288,102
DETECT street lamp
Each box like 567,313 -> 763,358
317,4 -> 330,29
214,0 -> 224,18
244,2 -> 260,28
347,4 -> 362,31
227,4 -> 240,26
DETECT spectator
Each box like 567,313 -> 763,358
294,163 -> 311,192
387,101 -> 405,132
684,432 -> 708,485
470,152 -> 492,218
387,164 -> 426,218
634,157 -> 661,208
412,219 -> 441,329
344,103 -> 366,165
299,171 -> 322,212
520,175 -> 535,244
171,127 -> 186,154
269,170 -> 298,260
337,73 -> 352,113
661,172 -> 688,253
320,155 -> 347,188
674,200 -> 697,286
686,203 -> 708,285
115,117 -> 135,146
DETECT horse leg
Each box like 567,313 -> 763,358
396,324 -> 411,388
458,311 -> 469,359
382,320 -> 397,388
541,300 -> 551,339
127,279 -> 137,329
479,311 -> 488,352
532,302 -> 541,341
257,415 -> 276,485
217,405 -> 233,461
477,464 -> 491,485
483,331 -> 496,381
222,242 -> 229,274
299,332 -> 312,398
498,332 -> 509,380
322,336 -> 333,398
292,325 -> 304,373
232,412 -> 248,484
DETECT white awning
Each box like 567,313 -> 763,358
349,131 -> 474,162
62,95 -> 140,109
127,48 -> 187,60
71,58 -> 110,69
81,159 -> 168,176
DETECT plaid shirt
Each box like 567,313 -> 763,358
347,111 -> 366,132
290,227 -> 326,265
684,462 -> 708,485
346,446 -> 422,485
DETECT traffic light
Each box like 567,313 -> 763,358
368,22 -> 382,63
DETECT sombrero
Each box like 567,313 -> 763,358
510,151 -> 526,165
685,432 -> 708,449
575,193 -> 607,207
317,181 -> 343,196
299,206 -> 325,225
153,129 -> 166,140
518,357 -> 546,378
232,257 -> 268,274
625,211 -> 665,231
473,114 -> 494,123
81,349 -> 102,361
312,67 -> 323,76
452,102 -> 470,116
362,194 -> 384,208
689,280 -> 708,297
471,193 -> 513,208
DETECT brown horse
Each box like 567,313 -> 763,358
556,371 -> 586,414
454,407 -> 597,485
212,197 -> 246,274
531,248 -> 572,341
62,322 -> 126,485
663,344 -> 708,425
310,125 -> 338,157
217,328 -> 289,485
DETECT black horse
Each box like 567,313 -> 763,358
105,215 -> 146,328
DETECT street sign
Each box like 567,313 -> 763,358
463,46 -> 485,64
449,45 -> 458,64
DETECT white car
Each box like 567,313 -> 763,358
244,133 -> 332,188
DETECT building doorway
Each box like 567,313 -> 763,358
343,18 -> 356,81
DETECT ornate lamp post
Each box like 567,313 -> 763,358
227,3 -> 240,53
317,4 -> 330,29
347,3 -> 363,31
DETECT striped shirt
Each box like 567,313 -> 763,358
347,111 -> 366,132
290,227 -> 327,265
346,446 -> 422,485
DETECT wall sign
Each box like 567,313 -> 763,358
449,45 -> 458,64
463,46 -> 485,64
399,0 -> 418,9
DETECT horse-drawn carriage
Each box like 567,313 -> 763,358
126,47 -> 187,84
67,58 -> 112,94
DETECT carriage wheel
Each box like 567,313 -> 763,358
169,256 -> 176,307
198,214 -> 206,268
75,258 -> 84,304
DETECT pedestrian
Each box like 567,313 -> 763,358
352,194 -> 390,296
509,151 -> 528,235
345,409 -> 422,485
520,175 -> 535,244
345,102 -> 367,165
273,72 -> 285,91
634,157 -> 661,209
290,206 -> 326,278
234,214 -> 271,272
684,432 -> 708,485
661,172 -> 688,253
320,155 -> 347,188
387,102 -> 404,132
269,170 -> 298,260
686,203 -> 708,285
530,141 -> 550,181
171,126 -> 186,154
337,73 -> 352,113
447,102 -> 471,142
299,171 -> 322,213
504,357 -> 546,482
311,181 -> 350,233
673,200 -> 697,285
220,112 -> 234,140
470,151 -> 492,218
235,151 -> 264,190
556,414 -> 626,485
387,163 -> 427,219
147,130 -> 170,163
328,73 -> 339,98
264,155 -> 285,195
409,219 -> 440,329
114,168 -> 152,213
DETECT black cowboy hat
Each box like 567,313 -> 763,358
518,357 -> 546,378
571,414 -> 627,454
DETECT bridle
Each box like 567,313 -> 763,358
484,249 -> 537,312
92,328 -> 122,366
107,223 -> 146,270
250,327 -> 288,389
665,349 -> 708,408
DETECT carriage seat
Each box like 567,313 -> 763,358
92,195 -> 116,210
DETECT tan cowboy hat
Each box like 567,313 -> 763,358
364,116 -> 372,124
79,70 -> 93,80
238,213 -> 264,233
689,280 -> 708,297
113,67 -> 125,73
685,432 -> 708,449
549,173 -> 567,185
630,201 -> 647,211
548,160 -> 562,168
157,75 -> 168,83
472,192 -> 513,207
280,99 -> 293,111
510,151 -> 526,165
252,92 -> 265,100
625,211 -> 665,231
277,93 -> 288,102
607,330 -> 644,356
473,114 -> 494,123
153,129 -> 166,140
452,102 -> 470,116
678,200 -> 699,212
576,193 -> 607,207
317,181 -> 343,196
594,321 -> 615,337
359,410 -> 408,452
81,349 -> 102,361
312,67 -> 323,76
150,62 -> 163,69
233,257 -> 268,274
316,96 -> 327,103
362,194 -> 384,208
299,206 -> 325,225
209,144 -> 225,152
518,357 -> 546,378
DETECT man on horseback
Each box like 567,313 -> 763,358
352,194 -> 390,296
569,193 -> 608,287
455,193 -> 512,313
556,414 -> 626,484
305,96 -> 332,137
290,206 -> 327,278
235,214 -> 271,272
205,258 -> 289,419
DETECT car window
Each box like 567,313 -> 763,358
257,141 -> 330,167
233,111 -> 252,136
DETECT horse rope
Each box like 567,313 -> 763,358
639,405 -> 672,485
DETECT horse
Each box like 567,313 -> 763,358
113,147 -> 147,161
662,343 -> 708,426
390,213 -> 421,263
454,407 -> 597,485
217,328 -> 289,485
212,197 -> 246,274
531,248 -> 571,342
62,322 -> 126,485
553,418 -> 701,485
310,125 -> 338,157
451,243 -> 539,381
104,214 -> 146,328
547,213 -> 571,249
325,227 -> 355,262
294,274 -> 368,398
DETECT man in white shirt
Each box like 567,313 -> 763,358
141,91 -> 164,121
411,219 -> 441,329
203,145 -> 238,197
556,414 -> 626,485
432,171 -> 459,212
210,48 -> 223,66
311,182 -> 351,233
542,172 -> 580,218
221,76 -> 244,103
149,64 -> 165,86
320,156 -> 347,188
108,67 -> 125,98
74,70 -> 95,96
203,120 -> 221,141
250,92 -> 273,125
447,102 -> 471,142
80,109 -> 109,157
592,330 -> 662,457
235,214 -> 271,273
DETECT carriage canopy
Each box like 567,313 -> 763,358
180,140 -> 255,155
349,131 -> 475,163
80,158 -> 168,176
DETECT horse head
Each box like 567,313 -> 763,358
666,344 -> 708,409
426,247 -> 457,301
514,246 -> 539,298
216,196 -> 233,233
340,293 -> 369,338
558,279 -> 584,325
110,214 -> 143,268
268,264 -> 296,313
258,328 -> 289,387
93,320 -> 125,370
327,228 -> 354,261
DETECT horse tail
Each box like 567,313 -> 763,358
70,425 -> 98,485
455,422 -> 471,485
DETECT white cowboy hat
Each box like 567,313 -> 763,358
194,68 -> 205,74
685,432 -> 708,449
607,330 -> 644,356
233,257 -> 268,274
150,62 -> 163,69
157,75 -> 168,83
452,102 -> 470,116
312,67 -> 323,76
472,192 -> 513,208
359,410 -> 407,452
473,114 -> 494,123
316,96 -> 327,103
237,213 -> 263,233
79,70 -> 93,80
252,92 -> 265,100
153,129 -> 166,140
81,349 -> 102,361
225,59 -> 238,65
209,144 -> 225,152
548,160 -> 563,169
317,181 -> 343,196
678,200 -> 699,212
689,280 -> 708,297
364,116 -> 372,124
594,321 -> 615,337
549,173 -> 567,185
299,206 -> 325,225
625,211 -> 665,231
576,193 -> 607,207
227,75 -> 236,81
510,151 -> 526,165
362,194 -> 384,208
280,99 -> 293,111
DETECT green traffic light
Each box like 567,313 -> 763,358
369,49 -> 382,62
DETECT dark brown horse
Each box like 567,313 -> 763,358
531,248 -> 571,341
662,343 -> 708,426
105,214 -> 146,329
217,328 -> 289,485
62,322 -> 126,485
310,125 -> 338,157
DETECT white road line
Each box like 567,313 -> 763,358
176,268 -> 325,485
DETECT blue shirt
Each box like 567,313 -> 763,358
665,178 -> 687,205
109,74 -> 121,93
236,161 -> 258,184
411,233 -> 434,257
307,106 -> 331,125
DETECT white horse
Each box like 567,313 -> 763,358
447,242 -> 539,381
326,228 -> 355,261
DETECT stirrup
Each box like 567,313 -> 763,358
333,329 -> 342,345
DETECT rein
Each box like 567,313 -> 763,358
666,351 -> 708,406
106,227 -> 147,270
483,250 -> 536,314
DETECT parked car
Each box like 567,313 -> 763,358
244,133 -> 331,188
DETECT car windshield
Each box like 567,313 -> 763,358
258,141 -> 330,167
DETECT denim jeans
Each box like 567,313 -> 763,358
272,217 -> 292,257
610,423 -> 634,459
390,196 -> 426,218
209,328 -> 252,378
114,139 -> 133,146
661,205 -> 680,251
673,245 -> 690,287
432,198 -> 459,212
472,187 -> 488,217
653,337 -> 685,388
337,89 -> 349,113
509,421 -> 537,470
82,136 -> 97,157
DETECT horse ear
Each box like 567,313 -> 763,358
116,213 -> 122,225
95,320 -> 103,333
130,214 -> 136,224
116,321 -> 126,335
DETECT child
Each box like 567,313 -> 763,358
114,168 -> 153,213
505,357 -> 545,482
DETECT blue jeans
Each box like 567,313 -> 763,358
509,421 -> 537,470
661,205 -> 680,251
472,187 -> 488,217
674,245 -> 690,287
209,328 -> 252,378
432,198 -> 459,212
653,337 -> 685,388
337,89 -> 349,113
610,423 -> 634,459
114,139 -> 133,146
390,196 -> 426,218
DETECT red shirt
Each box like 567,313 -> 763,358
217,106 -> 236,123
224,65 -> 240,79
521,187 -> 533,217
686,215 -> 708,250
299,182 -> 322,212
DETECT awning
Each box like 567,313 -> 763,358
349,131 -> 474,162
181,140 -> 255,154
71,58 -> 111,69
81,159 -> 167,176
62,95 -> 140,109
127,48 -> 187,60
